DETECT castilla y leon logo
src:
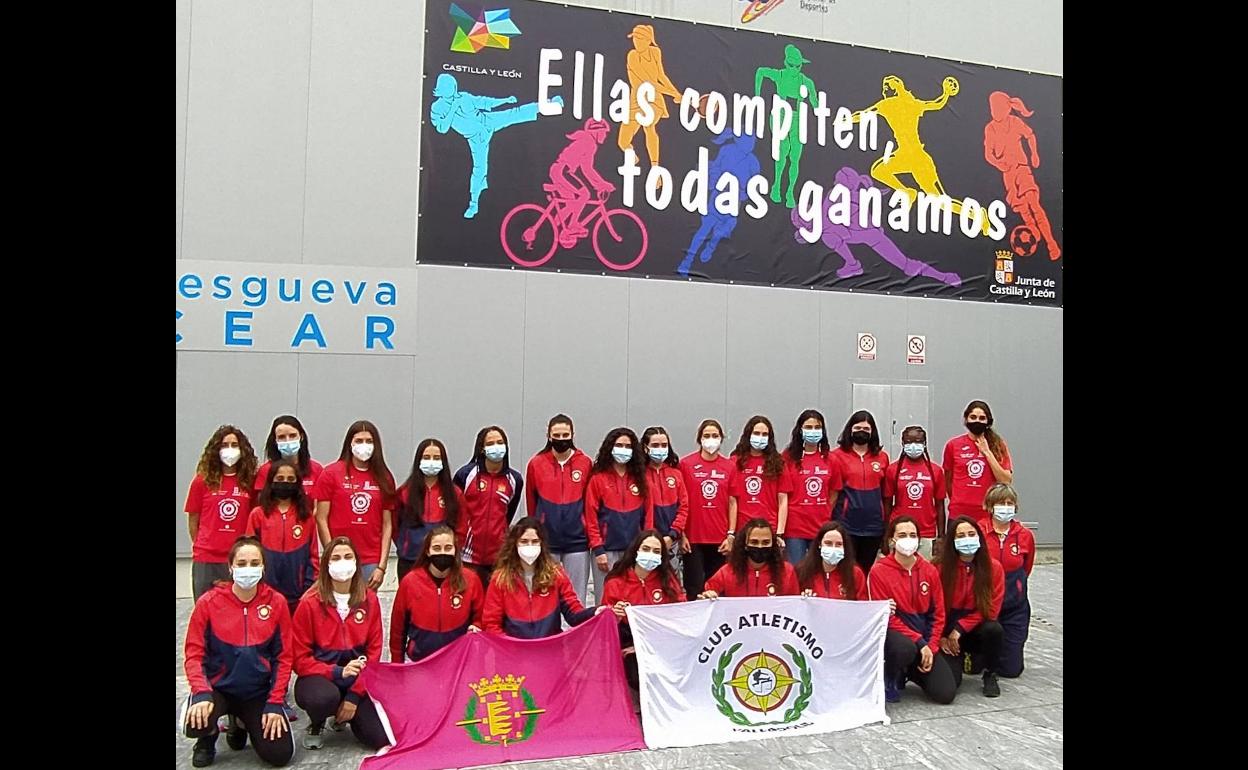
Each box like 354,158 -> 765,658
712,645 -> 812,725
456,674 -> 545,746
450,3 -> 521,54
995,250 -> 1015,285
739,0 -> 786,24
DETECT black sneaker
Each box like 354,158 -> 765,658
303,721 -> 325,750
192,735 -> 217,767
225,716 -> 247,750
982,670 -> 1001,698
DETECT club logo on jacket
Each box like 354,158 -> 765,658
652,588 -> 664,603
354,609 -> 367,624
218,499 -> 240,522
438,496 -> 446,508
257,604 -> 272,620
451,594 -> 463,609
666,476 -> 676,488
838,585 -> 847,598
871,462 -> 881,473
479,479 -> 488,491
571,470 -> 583,483
919,581 -> 930,595
292,525 -> 304,539
766,583 -> 776,595
629,483 -> 640,496
1010,543 -> 1019,556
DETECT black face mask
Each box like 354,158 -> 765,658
745,546 -> 771,564
551,438 -> 574,453
966,422 -> 989,436
851,431 -> 871,445
271,482 -> 298,500
429,554 -> 456,572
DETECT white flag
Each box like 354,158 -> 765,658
628,596 -> 889,749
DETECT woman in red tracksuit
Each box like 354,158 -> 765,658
453,425 -> 524,585
601,528 -> 686,688
525,413 -> 594,606
783,409 -> 840,565
290,536 -> 388,751
585,427 -> 652,574
884,425 -> 947,561
390,525 -> 485,662
796,521 -> 867,600
699,518 -> 799,598
183,537 -> 294,768
938,516 -> 1005,698
394,438 -> 467,581
247,458 -> 318,612
976,483 -> 1034,678
185,424 -> 259,601
641,426 -> 689,565
483,517 -> 610,638
679,419 -> 736,598
868,516 -> 956,705
830,410 -> 890,576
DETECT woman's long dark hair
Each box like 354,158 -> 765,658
493,517 -> 558,593
541,414 -> 576,453
938,516 -> 995,620
413,525 -> 467,594
786,409 -> 831,467
195,424 -> 258,489
728,518 -> 785,584
592,427 -> 648,496
965,400 -> 1006,458
836,410 -> 882,455
263,414 -> 313,475
336,420 -> 396,497
400,438 -> 461,529
641,426 -> 680,468
795,521 -> 857,597
884,514 -> 920,557
605,528 -> 682,601
315,536 -> 367,609
256,458 -> 311,521
470,425 -> 511,471
731,416 -> 785,479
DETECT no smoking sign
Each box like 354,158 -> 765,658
907,335 -> 926,365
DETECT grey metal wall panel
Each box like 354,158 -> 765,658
176,0 -> 191,258
181,0 -> 313,263
303,0 -> 424,268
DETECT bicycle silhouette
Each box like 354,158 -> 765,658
500,186 -> 648,271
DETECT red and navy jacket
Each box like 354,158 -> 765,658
584,469 -> 653,556
830,447 -> 889,538
253,459 -> 324,500
801,564 -> 868,600
646,465 -> 689,541
290,587 -> 382,704
453,460 -> 524,566
389,566 -> 485,662
525,450 -> 592,553
184,583 -> 292,714
868,553 -> 945,654
393,483 -> 468,562
976,518 -> 1035,611
943,557 -> 1004,637
246,505 -> 318,607
600,568 -> 686,646
704,561 -> 800,597
482,565 -> 594,638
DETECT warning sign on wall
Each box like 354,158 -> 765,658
857,333 -> 876,361
906,335 -> 926,365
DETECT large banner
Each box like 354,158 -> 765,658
628,597 -> 889,749
361,613 -> 644,770
417,0 -> 1063,305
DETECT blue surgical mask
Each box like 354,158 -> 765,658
232,566 -> 263,590
820,546 -> 844,566
648,446 -> 669,463
612,447 -> 633,464
277,439 -> 301,458
635,552 -> 662,572
993,505 -> 1016,523
954,537 -> 980,555
749,435 -> 769,451
420,460 -> 444,476
802,428 -> 823,444
483,444 -> 507,462
902,443 -> 925,459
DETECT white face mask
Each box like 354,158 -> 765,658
894,537 -> 920,557
328,560 -> 357,582
517,545 -> 541,565
993,504 -> 1016,522
232,565 -> 263,589
352,443 -> 374,462
219,447 -> 241,467
701,437 -> 721,454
